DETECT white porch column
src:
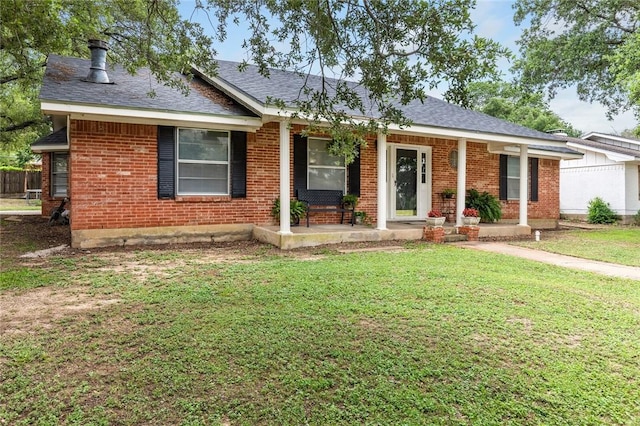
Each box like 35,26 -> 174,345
279,120 -> 292,234
519,145 -> 528,226
376,131 -> 387,230
456,138 -> 467,227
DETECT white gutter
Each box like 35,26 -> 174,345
40,101 -> 263,132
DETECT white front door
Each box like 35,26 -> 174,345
388,145 -> 432,220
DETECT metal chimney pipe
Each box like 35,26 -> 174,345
85,39 -> 110,84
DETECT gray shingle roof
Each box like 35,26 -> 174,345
214,60 -> 563,142
567,136 -> 640,159
41,55 -> 570,147
40,55 -> 256,117
32,127 -> 67,148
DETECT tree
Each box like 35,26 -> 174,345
513,0 -> 640,130
1,0 -> 508,162
467,81 -> 582,136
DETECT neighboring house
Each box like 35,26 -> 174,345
33,41 -> 581,248
560,132 -> 640,223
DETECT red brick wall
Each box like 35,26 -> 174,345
68,120 -> 281,231
54,119 -> 559,232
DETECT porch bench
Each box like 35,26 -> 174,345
296,189 -> 355,227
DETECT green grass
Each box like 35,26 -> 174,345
0,198 -> 41,211
1,245 -> 639,425
514,228 -> 640,267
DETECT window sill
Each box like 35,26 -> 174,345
175,195 -> 231,203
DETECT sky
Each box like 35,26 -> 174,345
179,0 -> 637,135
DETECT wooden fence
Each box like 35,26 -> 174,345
0,171 -> 42,195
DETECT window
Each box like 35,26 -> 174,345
51,152 -> 68,197
177,128 -> 229,195
506,156 -> 520,199
499,155 -> 538,201
307,138 -> 346,191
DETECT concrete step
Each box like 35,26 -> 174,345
444,233 -> 467,243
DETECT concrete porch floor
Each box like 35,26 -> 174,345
253,221 -> 533,250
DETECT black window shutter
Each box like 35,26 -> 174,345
157,126 -> 175,199
499,154 -> 508,200
230,131 -> 247,198
347,145 -> 361,196
530,158 -> 539,202
293,134 -> 307,194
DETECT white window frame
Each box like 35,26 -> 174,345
506,156 -> 521,200
176,128 -> 230,196
51,152 -> 68,197
307,137 -> 347,192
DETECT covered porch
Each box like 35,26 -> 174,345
254,221 -> 541,250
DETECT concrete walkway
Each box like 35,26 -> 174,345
456,241 -> 640,281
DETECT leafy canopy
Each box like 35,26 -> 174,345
513,0 -> 640,132
466,81 -> 582,137
1,0 -> 508,162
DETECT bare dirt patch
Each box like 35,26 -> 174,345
0,287 -> 121,335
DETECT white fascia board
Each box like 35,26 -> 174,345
567,141 -> 636,162
488,142 -> 582,160
41,101 -> 263,132
31,144 -> 69,153
386,123 -> 567,148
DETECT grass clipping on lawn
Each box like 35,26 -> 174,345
1,243 -> 639,425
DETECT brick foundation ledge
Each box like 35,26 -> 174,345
71,224 -> 253,249
457,225 -> 479,241
422,226 -> 445,243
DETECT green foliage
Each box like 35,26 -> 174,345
587,197 -> 618,224
271,197 -> 306,224
514,0 -> 640,123
467,81 -> 582,136
631,210 -> 640,226
442,188 -> 456,198
341,194 -> 358,209
0,165 -> 23,172
465,188 -> 502,223
0,0 -> 509,161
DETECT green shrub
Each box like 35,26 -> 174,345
271,197 -> 306,224
631,210 -> 640,226
0,166 -> 23,172
466,189 -> 502,223
586,197 -> 617,224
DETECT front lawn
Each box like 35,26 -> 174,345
514,228 -> 640,267
1,243 -> 638,425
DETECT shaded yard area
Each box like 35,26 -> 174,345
513,228 -> 640,267
1,217 -> 639,424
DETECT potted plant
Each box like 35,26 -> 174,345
354,211 -> 369,225
461,207 -> 480,226
466,189 -> 502,223
272,197 -> 307,226
341,193 -> 359,210
442,188 -> 456,199
426,209 -> 446,227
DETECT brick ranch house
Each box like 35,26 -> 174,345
33,42 -> 581,249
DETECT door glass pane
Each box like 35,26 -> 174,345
395,149 -> 417,216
